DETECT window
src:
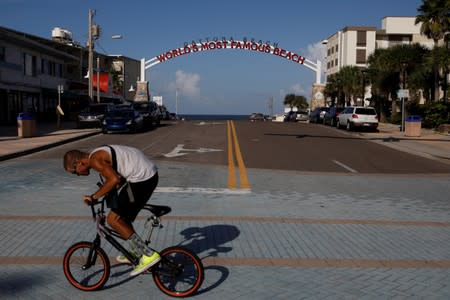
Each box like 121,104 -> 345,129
23,53 -> 37,76
334,58 -> 338,67
335,45 -> 338,52
0,46 -> 5,61
41,59 -> 62,77
41,59 -> 47,74
357,31 -> 367,47
356,49 -> 366,64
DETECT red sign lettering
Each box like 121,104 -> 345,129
155,40 -> 305,65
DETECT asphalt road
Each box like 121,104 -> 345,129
28,119 -> 450,175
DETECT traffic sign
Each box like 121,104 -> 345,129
397,89 -> 409,98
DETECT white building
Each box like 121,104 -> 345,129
320,16 -> 436,108
324,16 -> 434,80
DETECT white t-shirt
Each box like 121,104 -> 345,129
90,145 -> 157,183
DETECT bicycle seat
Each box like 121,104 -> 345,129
143,204 -> 172,217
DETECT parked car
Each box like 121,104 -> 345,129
132,101 -> 161,128
283,111 -> 297,122
336,106 -> 379,131
309,107 -> 329,123
323,107 -> 344,126
77,103 -> 115,128
249,113 -> 265,121
296,110 -> 310,122
102,109 -> 144,133
169,113 -> 178,120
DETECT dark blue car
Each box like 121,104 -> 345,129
102,109 -> 144,133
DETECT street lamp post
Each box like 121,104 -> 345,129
444,32 -> 449,102
57,84 -> 64,128
400,62 -> 408,132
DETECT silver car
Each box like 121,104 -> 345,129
336,106 -> 378,131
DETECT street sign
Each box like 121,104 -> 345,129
397,89 -> 409,98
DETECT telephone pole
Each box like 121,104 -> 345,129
87,9 -> 100,102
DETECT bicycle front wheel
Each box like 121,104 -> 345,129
63,241 -> 110,291
152,246 -> 204,297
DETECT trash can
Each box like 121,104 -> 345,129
17,112 -> 36,138
404,115 -> 421,137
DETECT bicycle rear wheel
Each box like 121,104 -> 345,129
63,241 -> 110,291
152,246 -> 204,297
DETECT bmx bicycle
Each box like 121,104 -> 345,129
62,187 -> 204,297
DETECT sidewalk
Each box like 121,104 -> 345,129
359,122 -> 450,164
0,121 -> 100,161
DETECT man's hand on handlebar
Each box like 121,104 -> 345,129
83,194 -> 95,206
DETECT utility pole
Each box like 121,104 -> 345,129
87,9 -> 100,102
175,88 -> 179,117
268,96 -> 273,118
96,57 -> 100,103
88,9 -> 94,102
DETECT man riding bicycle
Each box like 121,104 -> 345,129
63,144 -> 160,276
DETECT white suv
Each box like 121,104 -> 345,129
336,106 -> 378,131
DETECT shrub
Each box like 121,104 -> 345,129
422,101 -> 450,129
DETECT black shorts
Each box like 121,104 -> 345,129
112,173 -> 158,222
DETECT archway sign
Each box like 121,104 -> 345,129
140,39 -> 322,84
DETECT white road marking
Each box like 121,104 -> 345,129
60,186 -> 251,194
163,144 -> 223,158
197,121 -> 226,125
156,186 -> 251,194
332,160 -> 358,173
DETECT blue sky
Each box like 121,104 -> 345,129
2,0 -> 423,115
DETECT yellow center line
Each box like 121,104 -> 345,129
227,121 -> 237,189
227,121 -> 250,189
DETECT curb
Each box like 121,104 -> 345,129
0,130 -> 101,162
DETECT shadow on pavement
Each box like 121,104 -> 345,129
178,224 -> 240,295
0,270 -> 49,296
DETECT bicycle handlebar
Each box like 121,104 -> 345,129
89,197 -> 105,220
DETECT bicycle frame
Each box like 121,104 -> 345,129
86,198 -> 158,267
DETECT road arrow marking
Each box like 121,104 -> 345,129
163,144 -> 223,158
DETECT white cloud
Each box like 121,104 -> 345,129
169,70 -> 201,98
290,83 -> 306,95
303,41 -> 326,64
303,41 -> 327,83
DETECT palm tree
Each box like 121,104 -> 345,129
367,44 -> 430,120
283,94 -> 309,110
367,48 -> 397,121
415,0 -> 450,46
415,0 -> 450,100
339,66 -> 361,106
283,94 -> 296,110
324,73 -> 341,107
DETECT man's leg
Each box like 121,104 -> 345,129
107,211 -> 160,276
